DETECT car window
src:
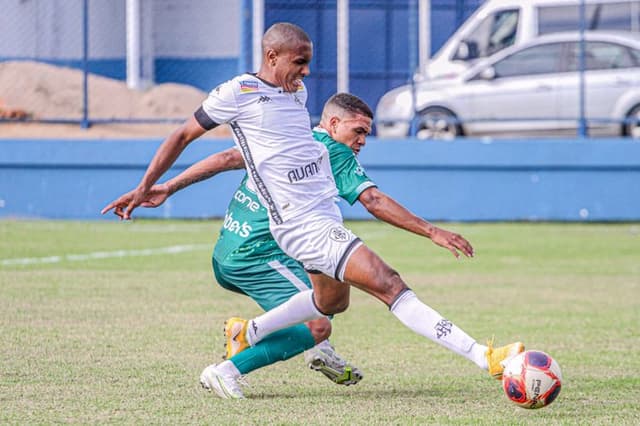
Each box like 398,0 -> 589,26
538,2 -> 639,34
629,46 -> 640,65
566,41 -> 638,70
459,9 -> 519,60
492,43 -> 564,78
488,9 -> 519,55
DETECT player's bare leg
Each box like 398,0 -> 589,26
342,244 -> 523,376
307,272 -> 351,313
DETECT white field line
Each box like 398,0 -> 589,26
1,244 -> 211,266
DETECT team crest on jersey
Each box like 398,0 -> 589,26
239,80 -> 259,93
329,227 -> 350,242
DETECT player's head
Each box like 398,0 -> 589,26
321,93 -> 373,155
261,23 -> 312,93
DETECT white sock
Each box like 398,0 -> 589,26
390,290 -> 488,370
247,290 -> 325,345
217,360 -> 241,379
314,339 -> 333,351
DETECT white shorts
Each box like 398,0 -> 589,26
269,198 -> 362,281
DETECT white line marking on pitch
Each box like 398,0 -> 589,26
1,244 -> 211,266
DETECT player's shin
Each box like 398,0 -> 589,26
232,324 -> 316,374
390,290 -> 488,369
247,290 -> 326,345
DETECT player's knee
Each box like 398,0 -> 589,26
331,298 -> 350,314
380,268 -> 409,303
387,269 -> 406,291
306,317 -> 332,342
316,298 -> 349,315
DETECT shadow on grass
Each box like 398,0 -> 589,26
249,385 -> 463,400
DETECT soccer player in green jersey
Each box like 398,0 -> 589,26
104,93 -> 381,398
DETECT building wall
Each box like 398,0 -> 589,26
0,0 -> 239,59
0,0 -> 240,89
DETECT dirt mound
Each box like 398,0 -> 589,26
0,60 -> 229,138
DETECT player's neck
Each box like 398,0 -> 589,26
255,70 -> 277,87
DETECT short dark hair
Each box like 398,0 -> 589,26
262,22 -> 311,53
324,93 -> 373,119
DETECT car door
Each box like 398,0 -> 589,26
465,42 -> 564,136
557,40 -> 640,135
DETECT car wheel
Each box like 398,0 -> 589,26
416,107 -> 462,140
624,105 -> 640,139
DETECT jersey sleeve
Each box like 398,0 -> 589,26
331,147 -> 377,205
196,80 -> 239,129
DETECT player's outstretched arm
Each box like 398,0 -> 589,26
163,147 -> 245,197
357,187 -> 474,258
101,116 -> 207,220
102,147 -> 245,219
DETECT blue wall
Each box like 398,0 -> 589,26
1,138 -> 639,222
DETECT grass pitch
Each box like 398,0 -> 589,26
1,220 -> 639,425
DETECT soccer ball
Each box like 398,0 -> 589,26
502,350 -> 562,409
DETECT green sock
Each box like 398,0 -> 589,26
230,324 -> 315,375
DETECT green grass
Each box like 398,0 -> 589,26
1,220 -> 639,425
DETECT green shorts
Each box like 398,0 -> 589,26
212,252 -> 312,312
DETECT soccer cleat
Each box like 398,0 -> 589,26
199,364 -> 245,399
304,343 -> 363,386
486,339 -> 525,380
224,317 -> 250,359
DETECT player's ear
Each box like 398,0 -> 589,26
265,48 -> 278,66
329,116 -> 340,133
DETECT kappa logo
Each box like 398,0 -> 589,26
329,227 -> 350,242
434,319 -> 453,339
257,95 -> 272,104
293,94 -> 302,106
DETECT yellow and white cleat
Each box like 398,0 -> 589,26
224,317 -> 251,359
486,340 -> 525,380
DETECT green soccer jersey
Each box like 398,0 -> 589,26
213,127 -> 376,263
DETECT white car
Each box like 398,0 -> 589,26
376,32 -> 640,139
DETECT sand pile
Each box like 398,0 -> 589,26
0,60 -> 230,138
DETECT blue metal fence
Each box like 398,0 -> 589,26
261,0 -> 481,120
3,0 -> 636,138
0,0 -> 480,128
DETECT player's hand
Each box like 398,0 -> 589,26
101,184 -> 170,220
429,227 -> 474,259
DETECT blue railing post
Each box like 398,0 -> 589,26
578,0 -> 588,138
239,0 -> 252,75
408,0 -> 418,137
81,0 -> 90,129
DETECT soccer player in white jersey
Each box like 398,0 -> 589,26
106,94 -> 381,398
102,22 -> 524,396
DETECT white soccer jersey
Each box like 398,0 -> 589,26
197,74 -> 338,224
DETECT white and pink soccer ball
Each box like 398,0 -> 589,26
502,350 -> 562,409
